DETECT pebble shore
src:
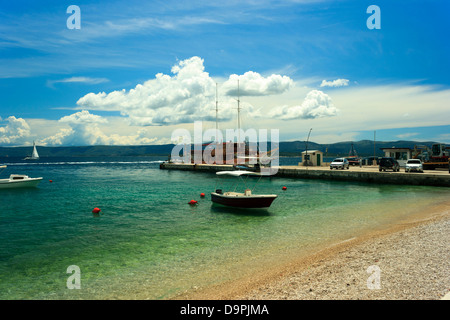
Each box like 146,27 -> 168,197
239,212 -> 450,300
176,202 -> 449,300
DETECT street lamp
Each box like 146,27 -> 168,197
305,128 -> 312,168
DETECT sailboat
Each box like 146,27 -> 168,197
24,141 -> 39,160
189,81 -> 277,172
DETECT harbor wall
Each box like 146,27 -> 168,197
159,163 -> 450,187
276,167 -> 450,187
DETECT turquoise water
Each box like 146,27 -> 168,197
0,156 -> 448,299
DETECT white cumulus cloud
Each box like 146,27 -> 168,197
269,90 -> 338,120
40,110 -> 159,146
59,110 -> 108,125
222,71 -> 293,96
0,116 -> 32,145
320,79 -> 349,88
77,57 -> 217,126
76,56 -> 291,126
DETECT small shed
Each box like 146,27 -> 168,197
300,150 -> 323,166
381,147 -> 412,167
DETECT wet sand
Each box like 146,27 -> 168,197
175,201 -> 450,300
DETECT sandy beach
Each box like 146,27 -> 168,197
176,201 -> 450,300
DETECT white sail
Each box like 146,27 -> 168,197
24,141 -> 39,160
31,142 -> 39,159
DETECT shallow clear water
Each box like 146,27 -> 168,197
0,156 -> 448,299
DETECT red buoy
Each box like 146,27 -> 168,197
188,200 -> 198,205
92,207 -> 101,214
200,193 -> 205,197
282,186 -> 287,190
49,180 -> 53,183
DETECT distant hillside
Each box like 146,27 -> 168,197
0,140 -> 446,158
279,140 -> 447,157
0,144 -> 175,158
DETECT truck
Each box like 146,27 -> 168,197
414,143 -> 450,170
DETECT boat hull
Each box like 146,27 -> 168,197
0,177 -> 43,189
211,192 -> 277,208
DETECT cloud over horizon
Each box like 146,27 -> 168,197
0,116 -> 32,146
76,56 -> 292,126
269,90 -> 339,120
2,57 -> 450,147
222,71 -> 293,96
40,110 -> 158,146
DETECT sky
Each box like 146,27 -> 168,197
0,0 -> 449,147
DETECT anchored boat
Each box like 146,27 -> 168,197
0,165 -> 43,189
211,170 -> 277,208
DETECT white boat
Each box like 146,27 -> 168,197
23,141 -> 39,160
0,165 -> 43,189
211,170 -> 277,208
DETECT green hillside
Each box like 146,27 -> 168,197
0,140 -> 446,158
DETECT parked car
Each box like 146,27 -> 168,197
405,159 -> 423,173
347,157 -> 361,166
330,158 -> 349,170
379,157 -> 400,172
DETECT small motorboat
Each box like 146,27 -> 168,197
211,170 -> 277,208
0,165 -> 42,189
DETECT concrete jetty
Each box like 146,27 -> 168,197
159,162 -> 450,187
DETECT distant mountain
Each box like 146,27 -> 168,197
279,140 -> 447,157
0,140 -> 446,158
0,144 -> 175,158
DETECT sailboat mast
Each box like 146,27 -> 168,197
349,142 -> 357,157
215,82 -> 219,143
237,79 -> 241,144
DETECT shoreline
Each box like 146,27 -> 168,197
174,201 -> 450,300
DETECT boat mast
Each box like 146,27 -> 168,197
237,79 -> 241,144
349,142 -> 357,157
215,82 -> 219,143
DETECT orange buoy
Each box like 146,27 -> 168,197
188,200 -> 198,205
200,193 -> 205,197
49,180 -> 53,183
282,186 -> 287,190
92,207 -> 101,214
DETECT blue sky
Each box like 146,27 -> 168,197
0,0 -> 449,146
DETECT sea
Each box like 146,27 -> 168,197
0,156 -> 448,299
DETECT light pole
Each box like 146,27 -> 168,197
373,130 -> 376,166
305,128 -> 312,168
